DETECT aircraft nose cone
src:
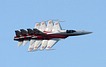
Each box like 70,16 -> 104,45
82,31 -> 92,35
84,31 -> 92,34
75,30 -> 92,36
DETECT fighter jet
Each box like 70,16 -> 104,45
14,20 -> 92,51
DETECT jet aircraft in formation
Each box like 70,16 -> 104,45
14,20 -> 92,51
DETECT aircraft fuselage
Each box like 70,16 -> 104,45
14,29 -> 92,41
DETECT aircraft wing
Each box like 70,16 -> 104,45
28,22 -> 47,51
32,22 -> 47,51
39,20 -> 62,50
28,23 -> 41,51
33,40 -> 42,51
40,40 -> 48,50
46,39 -> 59,50
39,20 -> 53,50
15,20 -> 61,51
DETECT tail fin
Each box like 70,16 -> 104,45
54,21 -> 62,30
27,28 -> 34,35
20,29 -> 28,36
34,23 -> 40,29
15,30 -> 21,37
39,21 -> 46,31
45,20 -> 53,32
52,21 -> 62,33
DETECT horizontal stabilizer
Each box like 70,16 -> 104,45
27,29 -> 34,35
15,30 -> 21,37
20,29 -> 27,36
33,28 -> 46,35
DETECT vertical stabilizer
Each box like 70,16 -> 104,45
52,21 -> 62,33
39,21 -> 46,31
34,23 -> 40,29
45,20 -> 54,32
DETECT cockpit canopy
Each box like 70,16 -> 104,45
66,30 -> 76,33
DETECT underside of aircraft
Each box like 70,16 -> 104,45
14,20 -> 92,51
